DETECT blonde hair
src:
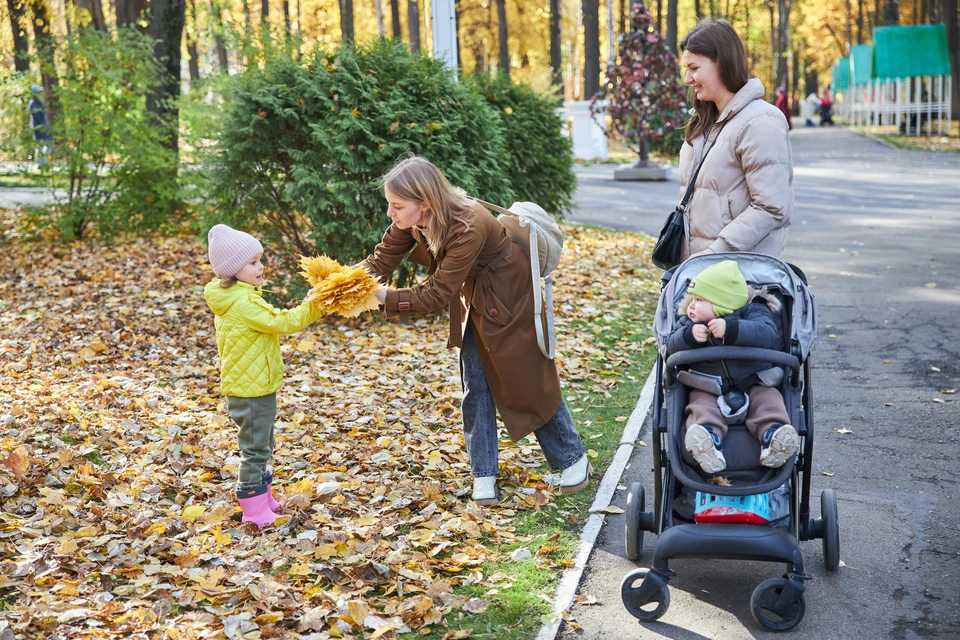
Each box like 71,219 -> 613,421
382,156 -> 473,253
219,276 -> 238,288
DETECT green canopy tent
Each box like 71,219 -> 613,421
836,25 -> 952,134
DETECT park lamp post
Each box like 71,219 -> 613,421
432,0 -> 458,76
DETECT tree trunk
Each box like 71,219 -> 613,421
209,0 -> 229,73
6,0 -> 30,73
857,0 -> 864,43
882,0 -> 898,24
845,0 -> 852,52
27,0 -> 59,124
582,0 -> 600,96
619,0 -> 626,36
186,0 -> 201,84
776,0 -> 791,90
791,46 -> 800,113
709,0 -> 716,17
116,0 -> 146,29
390,0 -> 400,37
695,0 -> 702,20
455,0 -> 462,72
261,0 -> 268,25
656,0 -> 662,33
805,68 -> 818,96
340,0 -> 354,41
283,0 -> 291,39
407,0 -> 419,52
146,0 -> 186,155
374,0 -> 384,37
495,0 -> 508,76
550,0 -> 562,95
666,0 -> 678,54
943,0 -> 959,120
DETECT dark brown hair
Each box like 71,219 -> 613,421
680,19 -> 749,143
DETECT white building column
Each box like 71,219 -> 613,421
562,100 -> 609,160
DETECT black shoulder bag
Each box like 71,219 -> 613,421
651,122 -> 727,270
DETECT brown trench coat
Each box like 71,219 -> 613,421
362,201 -> 563,441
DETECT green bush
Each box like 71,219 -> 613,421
30,28 -> 181,240
205,39 -> 515,275
467,73 -> 576,217
0,72 -> 33,163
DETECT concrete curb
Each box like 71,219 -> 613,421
848,126 -> 901,151
535,365 -> 657,640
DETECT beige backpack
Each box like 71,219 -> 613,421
475,199 -> 564,359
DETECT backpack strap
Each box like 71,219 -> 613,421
474,198 -> 556,360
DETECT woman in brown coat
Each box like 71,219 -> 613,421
362,157 -> 590,505
678,19 -> 793,261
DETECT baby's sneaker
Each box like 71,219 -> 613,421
760,424 -> 800,468
685,424 -> 727,473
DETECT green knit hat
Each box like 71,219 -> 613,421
688,260 -> 748,316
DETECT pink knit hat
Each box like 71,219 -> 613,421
207,224 -> 263,278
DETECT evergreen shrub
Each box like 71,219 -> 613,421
467,73 -> 576,216
205,39 -> 515,275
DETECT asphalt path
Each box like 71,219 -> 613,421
562,126 -> 960,640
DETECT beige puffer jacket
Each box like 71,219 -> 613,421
677,78 -> 793,261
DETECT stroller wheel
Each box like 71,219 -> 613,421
625,483 -> 644,561
621,567 -> 670,621
821,489 -> 840,571
750,577 -> 806,631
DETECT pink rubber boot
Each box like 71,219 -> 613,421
263,471 -> 282,512
236,484 -> 282,528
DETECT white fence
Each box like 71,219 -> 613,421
839,74 -> 952,135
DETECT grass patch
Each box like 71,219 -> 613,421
856,121 -> 960,153
416,257 -> 660,640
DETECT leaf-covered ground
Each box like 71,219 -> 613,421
0,214 -> 661,639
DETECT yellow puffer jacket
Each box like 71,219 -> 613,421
204,280 -> 323,398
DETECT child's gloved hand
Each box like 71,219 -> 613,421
692,324 -> 709,343
707,318 -> 727,340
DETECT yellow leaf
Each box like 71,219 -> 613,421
58,538 -> 80,555
288,564 -> 312,576
821,471 -> 835,477
614,416 -> 627,422
254,612 -> 284,624
210,527 -> 232,546
942,389 -> 956,395
883,359 -> 892,364
835,428 -> 853,434
932,398 -> 946,404
591,505 -> 625,514
181,505 -> 206,522
350,106 -> 359,117
828,334 -> 838,339
296,338 -> 317,353
586,449 -> 598,459
504,106 -> 513,114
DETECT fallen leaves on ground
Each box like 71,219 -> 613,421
0,220 -> 659,639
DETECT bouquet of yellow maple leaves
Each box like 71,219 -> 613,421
300,255 -> 382,317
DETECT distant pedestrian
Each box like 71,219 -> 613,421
819,87 -> 834,126
28,85 -> 51,169
774,87 -> 792,130
801,92 -> 819,127
677,19 -> 793,262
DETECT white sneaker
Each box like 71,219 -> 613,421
472,476 -> 499,506
685,424 -> 727,473
560,455 -> 593,493
759,424 -> 800,468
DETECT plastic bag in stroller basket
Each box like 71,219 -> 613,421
692,483 -> 791,526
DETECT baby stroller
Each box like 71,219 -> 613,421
620,253 -> 839,632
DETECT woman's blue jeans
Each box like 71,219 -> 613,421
460,320 -> 584,477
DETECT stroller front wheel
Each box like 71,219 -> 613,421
750,577 -> 806,631
621,567 -> 670,621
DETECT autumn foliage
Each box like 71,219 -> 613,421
0,208 -> 659,638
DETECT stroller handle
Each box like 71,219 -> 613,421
666,347 -> 800,373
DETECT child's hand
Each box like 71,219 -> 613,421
374,285 -> 388,304
708,318 -> 726,340
692,324 -> 709,343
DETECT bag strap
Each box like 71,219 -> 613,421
474,198 -> 556,360
679,121 -> 728,212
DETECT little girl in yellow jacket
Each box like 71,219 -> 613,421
204,224 -> 324,528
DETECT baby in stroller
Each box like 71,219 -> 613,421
664,260 -> 800,473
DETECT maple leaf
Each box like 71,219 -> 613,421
1,446 -> 30,481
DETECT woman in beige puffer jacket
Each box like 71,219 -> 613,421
677,19 -> 793,262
